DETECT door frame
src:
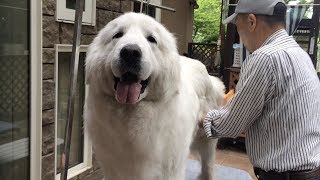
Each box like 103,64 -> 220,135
30,0 -> 42,179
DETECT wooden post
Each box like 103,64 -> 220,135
222,0 -> 237,88
219,0 -> 226,77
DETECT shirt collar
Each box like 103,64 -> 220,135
261,29 -> 288,47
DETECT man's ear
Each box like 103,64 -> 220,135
247,14 -> 257,32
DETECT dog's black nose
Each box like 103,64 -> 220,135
120,44 -> 142,66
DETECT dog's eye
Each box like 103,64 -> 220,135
147,36 -> 157,44
113,32 -> 124,39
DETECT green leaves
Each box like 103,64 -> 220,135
193,0 -> 221,43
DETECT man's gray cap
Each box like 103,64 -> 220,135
223,0 -> 286,24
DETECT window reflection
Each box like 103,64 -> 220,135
0,1 -> 30,180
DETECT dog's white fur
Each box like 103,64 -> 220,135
84,12 -> 225,180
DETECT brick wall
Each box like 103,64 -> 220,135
41,0 -> 131,179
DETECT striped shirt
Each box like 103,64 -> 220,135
203,29 -> 320,172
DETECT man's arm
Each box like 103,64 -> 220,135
203,53 -> 275,138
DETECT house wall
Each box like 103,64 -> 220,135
161,0 -> 195,54
41,0 -> 131,179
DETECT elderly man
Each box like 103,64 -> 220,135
200,0 -> 320,179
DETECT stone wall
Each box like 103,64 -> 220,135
41,0 -> 131,179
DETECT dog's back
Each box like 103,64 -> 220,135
179,56 -> 225,180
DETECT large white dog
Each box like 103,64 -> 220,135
84,12 -> 225,180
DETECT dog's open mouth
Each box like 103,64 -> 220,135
113,72 -> 149,104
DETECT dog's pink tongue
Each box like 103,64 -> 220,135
116,82 -> 142,104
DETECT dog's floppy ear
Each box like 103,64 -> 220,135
85,55 -> 99,85
85,44 -> 98,85
85,25 -> 112,85
85,66 -> 91,85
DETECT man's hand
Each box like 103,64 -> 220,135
198,90 -> 234,128
198,112 -> 208,128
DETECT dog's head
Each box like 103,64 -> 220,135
86,12 -> 180,104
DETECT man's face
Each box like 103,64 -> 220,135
235,14 -> 255,52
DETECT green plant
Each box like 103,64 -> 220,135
193,0 -> 221,43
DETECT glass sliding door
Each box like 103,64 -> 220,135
0,0 -> 30,180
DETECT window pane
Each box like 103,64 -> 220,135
0,1 -> 30,180
133,2 -> 156,18
56,52 -> 86,173
66,0 -> 85,11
